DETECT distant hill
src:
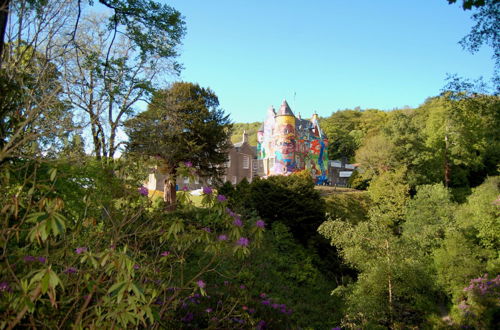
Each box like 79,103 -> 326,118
231,122 -> 261,146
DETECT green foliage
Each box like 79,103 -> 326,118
320,108 -> 388,161
402,184 -> 455,252
98,0 -> 186,62
319,211 -> 438,328
0,157 -> 268,328
125,82 -> 232,177
247,171 -> 325,245
125,82 -> 232,208
324,191 -> 370,224
231,122 -> 261,146
455,176 -> 500,250
234,222 -> 343,328
367,169 -> 410,233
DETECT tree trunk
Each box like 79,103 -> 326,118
385,239 -> 394,327
444,132 -> 450,187
163,173 -> 177,211
0,0 -> 9,68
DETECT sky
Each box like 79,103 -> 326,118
165,0 -> 495,123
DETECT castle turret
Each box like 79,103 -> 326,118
273,100 -> 297,175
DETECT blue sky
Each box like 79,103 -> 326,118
166,0 -> 495,123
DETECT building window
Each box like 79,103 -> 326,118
243,155 -> 249,169
226,155 -> 231,168
194,176 -> 199,184
232,176 -> 237,185
183,177 -> 189,184
223,176 -> 227,182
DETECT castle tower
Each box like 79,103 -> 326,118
273,99 -> 296,175
309,112 -> 329,183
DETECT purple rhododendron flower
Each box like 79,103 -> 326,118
64,267 -> 78,274
255,219 -> 265,228
202,186 -> 212,195
205,308 -> 213,313
182,185 -> 188,191
217,194 -> 227,202
0,281 -> 12,292
233,217 -> 243,227
133,264 -> 140,270
260,292 -> 266,298
75,247 -> 87,254
262,299 -> 270,305
24,256 -> 36,262
37,257 -> 46,263
138,186 -> 148,196
197,280 -> 206,288
161,251 -> 171,257
236,237 -> 249,247
181,312 -> 194,322
202,227 -> 211,233
184,161 -> 193,167
226,208 -> 236,217
218,234 -> 228,241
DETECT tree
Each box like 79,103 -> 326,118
125,82 -> 232,210
320,110 -> 363,160
59,14 -> 176,159
354,134 -> 395,182
447,0 -> 500,90
319,208 -> 436,328
1,0 -> 185,161
0,0 -> 185,67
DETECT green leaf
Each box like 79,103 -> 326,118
41,272 -> 50,294
131,282 -> 144,300
49,168 -> 57,182
48,270 -> 62,290
108,281 -> 127,297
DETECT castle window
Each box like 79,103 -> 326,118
243,155 -> 249,169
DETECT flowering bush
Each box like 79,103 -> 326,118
0,159 -> 267,328
454,274 -> 500,328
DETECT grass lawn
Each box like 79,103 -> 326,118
148,189 -> 204,206
314,185 -> 362,196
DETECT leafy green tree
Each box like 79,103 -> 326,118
319,212 -> 437,328
324,191 -> 370,225
1,0 -> 185,67
0,46 -> 72,163
383,110 -> 432,187
320,110 -> 363,160
354,134 -> 395,182
247,171 -> 326,245
125,82 -> 232,210
60,13 -> 177,159
230,122 -> 261,146
402,184 -> 455,252
448,0 -> 499,88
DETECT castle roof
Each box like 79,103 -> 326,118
277,99 -> 294,116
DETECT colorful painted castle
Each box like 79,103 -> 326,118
257,100 -> 329,183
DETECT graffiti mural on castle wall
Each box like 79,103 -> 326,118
257,100 -> 329,183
